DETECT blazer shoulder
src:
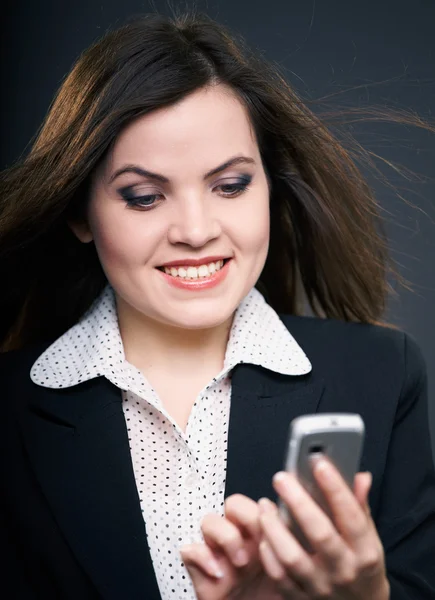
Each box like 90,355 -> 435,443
279,313 -> 426,385
0,340 -> 54,390
279,312 -> 407,343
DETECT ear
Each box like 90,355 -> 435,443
68,219 -> 94,243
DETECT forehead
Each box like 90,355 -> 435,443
104,85 -> 259,174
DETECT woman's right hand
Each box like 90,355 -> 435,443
180,493 -> 284,600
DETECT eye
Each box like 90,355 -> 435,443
215,175 -> 252,197
118,174 -> 253,209
119,188 -> 163,210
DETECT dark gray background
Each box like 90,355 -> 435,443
1,0 -> 434,456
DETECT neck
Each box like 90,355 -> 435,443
115,298 -> 233,377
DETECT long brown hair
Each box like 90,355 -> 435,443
0,9 -> 433,351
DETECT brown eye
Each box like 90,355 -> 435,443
216,175 -> 252,197
119,187 -> 163,209
219,184 -> 246,195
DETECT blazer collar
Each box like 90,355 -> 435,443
19,358 -> 324,599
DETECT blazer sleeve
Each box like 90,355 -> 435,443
375,333 -> 435,599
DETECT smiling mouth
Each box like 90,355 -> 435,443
157,258 -> 230,280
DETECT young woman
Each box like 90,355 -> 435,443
1,10 -> 434,600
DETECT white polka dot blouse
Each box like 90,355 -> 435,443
31,285 -> 312,599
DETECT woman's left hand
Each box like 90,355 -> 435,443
180,458 -> 391,599
256,458 -> 390,599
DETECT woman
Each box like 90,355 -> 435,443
0,10 -> 434,600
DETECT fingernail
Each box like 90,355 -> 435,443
234,548 -> 249,566
258,497 -> 273,514
273,471 -> 287,484
313,458 -> 330,475
309,454 -> 324,466
208,559 -> 224,579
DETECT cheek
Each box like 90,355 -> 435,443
88,203 -> 161,267
235,196 -> 270,256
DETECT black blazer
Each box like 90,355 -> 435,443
1,314 -> 435,599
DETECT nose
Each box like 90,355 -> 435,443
167,196 -> 221,248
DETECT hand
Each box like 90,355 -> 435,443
180,460 -> 391,600
258,459 -> 390,599
180,493 -> 282,600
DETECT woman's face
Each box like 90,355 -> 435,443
75,84 -> 271,331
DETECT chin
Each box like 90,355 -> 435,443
170,314 -> 232,331
159,304 -> 235,331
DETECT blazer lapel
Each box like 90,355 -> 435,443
19,357 -> 324,599
225,363 -> 325,502
20,376 -> 162,600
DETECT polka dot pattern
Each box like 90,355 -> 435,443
31,284 -> 312,599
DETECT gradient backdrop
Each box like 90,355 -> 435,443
1,0 -> 434,457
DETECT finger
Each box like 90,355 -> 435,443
310,459 -> 372,549
180,543 -> 233,600
258,537 -> 287,580
313,465 -> 386,580
272,471 -> 349,569
200,514 -> 251,568
259,500 -> 330,596
224,493 -> 262,541
258,497 -> 279,516
258,539 -> 308,599
354,472 -> 379,536
353,472 -> 373,516
180,543 -> 226,580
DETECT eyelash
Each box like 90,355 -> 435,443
119,176 -> 253,210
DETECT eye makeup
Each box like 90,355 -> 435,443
118,173 -> 253,210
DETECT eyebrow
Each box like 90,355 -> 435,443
108,155 -> 256,185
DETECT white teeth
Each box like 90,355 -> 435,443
162,260 -> 226,279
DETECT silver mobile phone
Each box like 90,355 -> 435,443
278,413 -> 365,553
